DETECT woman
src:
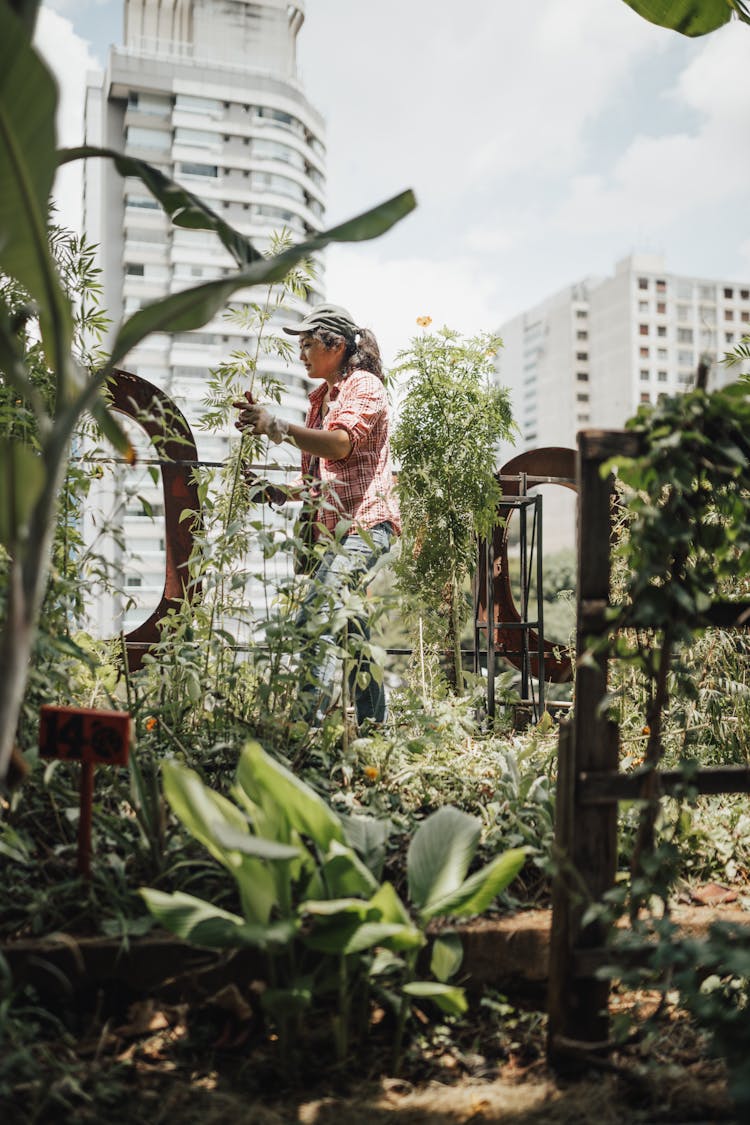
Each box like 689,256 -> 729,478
235,303 -> 400,729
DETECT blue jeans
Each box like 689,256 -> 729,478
295,522 -> 393,727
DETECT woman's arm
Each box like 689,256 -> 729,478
234,400 -> 352,460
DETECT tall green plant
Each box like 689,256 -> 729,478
392,325 -> 514,692
0,0 -> 416,780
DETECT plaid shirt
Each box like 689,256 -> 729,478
300,370 -> 401,536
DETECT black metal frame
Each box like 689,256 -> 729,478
474,490 -> 545,720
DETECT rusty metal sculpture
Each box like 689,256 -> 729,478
108,370 -> 202,671
476,447 -> 577,686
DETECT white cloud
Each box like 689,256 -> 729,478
35,7 -> 100,232
549,22 -> 750,242
323,244 -> 502,370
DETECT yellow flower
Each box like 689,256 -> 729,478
145,716 -> 158,732
363,765 -> 379,781
416,315 -> 432,328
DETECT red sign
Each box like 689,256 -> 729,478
39,705 -> 131,766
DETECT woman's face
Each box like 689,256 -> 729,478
299,333 -> 346,384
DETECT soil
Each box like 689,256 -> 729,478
3,900 -> 747,1123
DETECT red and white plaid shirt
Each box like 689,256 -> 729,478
300,370 -> 401,536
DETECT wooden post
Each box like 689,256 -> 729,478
78,760 -> 95,878
548,432 -> 628,1060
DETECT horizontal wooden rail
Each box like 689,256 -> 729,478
579,764 -> 750,804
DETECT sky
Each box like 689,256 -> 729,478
35,0 -> 750,367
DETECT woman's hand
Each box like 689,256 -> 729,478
233,393 -> 289,444
241,464 -> 287,507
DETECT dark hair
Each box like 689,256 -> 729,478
313,326 -> 383,380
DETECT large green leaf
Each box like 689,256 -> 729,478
305,839 -> 380,900
0,437 -> 45,548
139,888 -> 295,950
9,1 -> 43,36
402,980 -> 468,1017
621,0 -> 749,35
211,822 -> 300,861
236,741 -> 344,851
430,932 -> 464,982
407,806 -> 481,912
106,190 -> 416,371
162,759 -> 278,925
162,760 -> 249,863
0,4 -> 73,379
342,813 -> 392,879
58,146 -> 263,268
420,847 -> 527,922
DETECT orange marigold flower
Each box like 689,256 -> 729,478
145,716 -> 158,732
642,725 -> 650,736
363,765 -> 379,781
416,315 -> 432,328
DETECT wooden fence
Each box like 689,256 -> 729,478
547,429 -> 750,1062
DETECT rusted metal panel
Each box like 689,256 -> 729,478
108,370 -> 202,671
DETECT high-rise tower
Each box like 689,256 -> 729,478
83,0 -> 325,633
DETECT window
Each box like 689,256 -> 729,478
638,300 -> 649,312
576,351 -> 588,361
174,127 -> 220,148
638,278 -> 649,290
128,92 -> 171,117
125,576 -> 142,587
576,392 -> 589,403
741,289 -> 749,300
576,308 -> 587,318
726,309 -> 735,321
126,126 -> 170,151
576,371 -> 589,382
726,333 -> 735,345
640,392 -> 651,403
657,326 -> 667,337
742,311 -> 750,323
177,162 -> 218,177
125,263 -> 144,276
175,94 -> 223,117
255,171 -> 306,201
699,305 -> 716,322
576,330 -> 588,340
656,279 -> 666,293
677,304 -> 690,321
657,370 -> 668,382
724,287 -> 734,299
253,138 -> 306,169
640,369 -> 650,381
639,346 -> 649,358
678,349 -> 693,365
677,328 -> 694,343
125,195 -> 159,210
656,301 -> 666,314
657,348 -> 668,360
639,324 -> 649,336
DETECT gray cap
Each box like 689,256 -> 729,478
282,303 -> 359,339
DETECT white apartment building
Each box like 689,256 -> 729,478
82,0 -> 325,634
496,253 -> 750,550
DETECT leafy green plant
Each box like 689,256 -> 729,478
621,0 -> 750,36
140,741 -> 525,1067
601,377 -> 750,916
392,325 -> 514,692
0,0 -> 415,781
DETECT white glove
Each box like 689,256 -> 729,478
238,404 -> 289,444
